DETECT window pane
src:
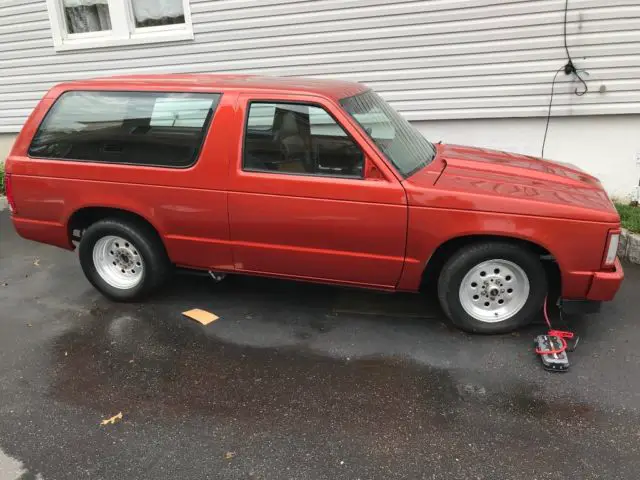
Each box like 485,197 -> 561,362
29,91 -> 220,168
244,102 -> 364,178
63,0 -> 111,34
341,91 -> 436,177
150,97 -> 216,127
131,0 -> 185,28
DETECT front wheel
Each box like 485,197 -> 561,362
437,242 -> 547,334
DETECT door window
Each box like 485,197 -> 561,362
243,102 -> 364,178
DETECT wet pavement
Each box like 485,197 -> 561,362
1,208 -> 640,480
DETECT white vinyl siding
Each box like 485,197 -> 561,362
1,0 -> 640,132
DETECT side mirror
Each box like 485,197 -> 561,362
365,157 -> 384,180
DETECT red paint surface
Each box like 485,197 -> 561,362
5,75 -> 623,301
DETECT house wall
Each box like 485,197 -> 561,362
0,134 -> 15,162
1,0 -> 639,195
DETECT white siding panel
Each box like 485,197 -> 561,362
4,18 -> 638,63
4,29 -> 639,70
0,10 -> 47,28
4,15 -> 637,61
6,41 -> 640,80
1,0 -> 640,132
0,2 -> 43,17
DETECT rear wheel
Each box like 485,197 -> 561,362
437,242 -> 547,334
78,218 -> 171,301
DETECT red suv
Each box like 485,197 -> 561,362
5,74 -> 624,333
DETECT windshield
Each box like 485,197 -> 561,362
340,90 -> 436,177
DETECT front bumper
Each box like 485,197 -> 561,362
561,257 -> 624,314
586,257 -> 624,301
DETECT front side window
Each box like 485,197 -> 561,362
340,91 -> 436,178
29,91 -> 219,168
243,102 -> 364,178
46,0 -> 193,50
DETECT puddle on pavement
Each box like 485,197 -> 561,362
0,446 -> 43,480
46,300 -> 596,430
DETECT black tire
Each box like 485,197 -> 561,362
78,218 -> 171,301
437,242 -> 547,334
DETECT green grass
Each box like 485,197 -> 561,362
616,202 -> 640,234
0,162 -> 4,196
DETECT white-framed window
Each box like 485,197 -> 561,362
45,0 -> 194,51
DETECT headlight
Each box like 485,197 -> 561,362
603,231 -> 620,267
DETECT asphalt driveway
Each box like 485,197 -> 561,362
1,207 -> 639,480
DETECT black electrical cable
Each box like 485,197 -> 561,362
541,67 -> 564,159
562,0 -> 572,60
562,0 -> 589,96
541,0 -> 589,157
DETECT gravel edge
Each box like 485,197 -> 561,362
618,228 -> 640,265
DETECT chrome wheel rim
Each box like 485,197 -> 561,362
458,259 -> 530,323
92,235 -> 144,290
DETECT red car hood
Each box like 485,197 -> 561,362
404,144 -> 619,222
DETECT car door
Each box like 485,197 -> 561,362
227,93 -> 408,289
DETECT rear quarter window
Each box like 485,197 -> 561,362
28,91 -> 220,168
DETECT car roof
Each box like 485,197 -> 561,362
54,74 -> 368,100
